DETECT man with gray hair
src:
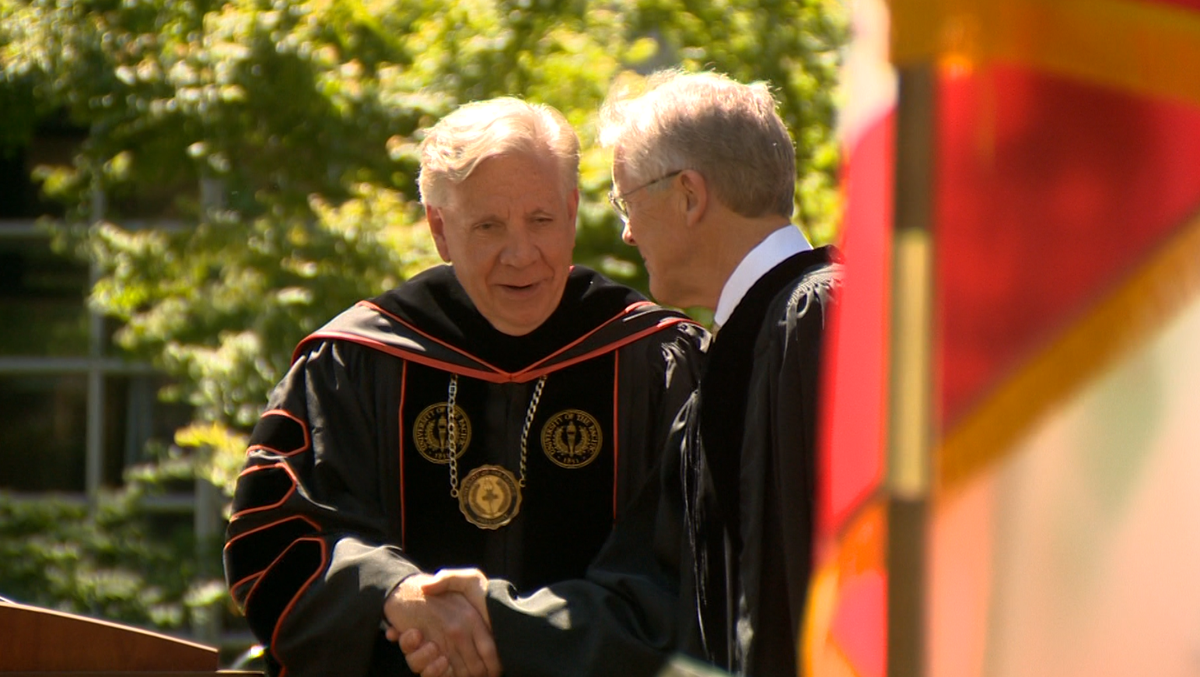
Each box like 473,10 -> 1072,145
600,69 -> 841,676
223,96 -> 706,677
404,70 -> 840,677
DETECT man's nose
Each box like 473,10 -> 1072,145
621,222 -> 636,245
500,227 -> 539,266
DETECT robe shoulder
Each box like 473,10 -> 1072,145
292,265 -> 699,381
768,245 -> 843,338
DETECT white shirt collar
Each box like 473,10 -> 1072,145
713,225 -> 812,328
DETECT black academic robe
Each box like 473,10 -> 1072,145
485,247 -> 841,677
689,247 -> 841,675
222,265 -> 706,677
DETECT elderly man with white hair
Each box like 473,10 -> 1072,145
223,96 -> 706,677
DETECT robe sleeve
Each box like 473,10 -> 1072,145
614,322 -> 709,515
485,432 -> 694,677
223,341 -> 417,676
485,325 -> 710,677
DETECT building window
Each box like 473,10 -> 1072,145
1,128 -> 193,495
0,233 -> 92,357
0,372 -> 88,491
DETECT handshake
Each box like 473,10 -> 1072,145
383,568 -> 503,677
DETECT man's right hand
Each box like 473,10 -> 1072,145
383,573 -> 501,677
420,568 -> 490,623
398,628 -> 449,677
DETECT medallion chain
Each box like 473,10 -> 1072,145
445,373 -> 547,497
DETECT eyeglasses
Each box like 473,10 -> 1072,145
607,170 -> 682,222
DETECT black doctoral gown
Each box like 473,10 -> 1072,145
222,265 -> 706,677
484,247 -> 841,677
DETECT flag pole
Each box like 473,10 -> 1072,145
887,61 -> 936,677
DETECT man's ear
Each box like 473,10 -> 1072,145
567,187 -> 580,228
426,206 -> 452,262
679,170 -> 708,229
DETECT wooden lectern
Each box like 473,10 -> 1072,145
0,600 -> 261,676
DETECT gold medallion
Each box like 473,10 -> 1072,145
459,465 -> 522,529
541,409 -> 603,469
413,402 -> 471,464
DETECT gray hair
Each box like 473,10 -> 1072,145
598,70 -> 795,219
418,97 -> 580,207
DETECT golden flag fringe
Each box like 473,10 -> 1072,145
937,208 -> 1200,496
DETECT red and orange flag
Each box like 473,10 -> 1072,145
810,1 -> 1200,675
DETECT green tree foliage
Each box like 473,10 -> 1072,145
0,0 -> 846,496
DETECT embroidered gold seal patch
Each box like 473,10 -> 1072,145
413,402 -> 471,463
541,409 -> 603,468
459,465 -> 522,529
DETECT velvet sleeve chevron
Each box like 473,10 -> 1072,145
223,341 -> 419,677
